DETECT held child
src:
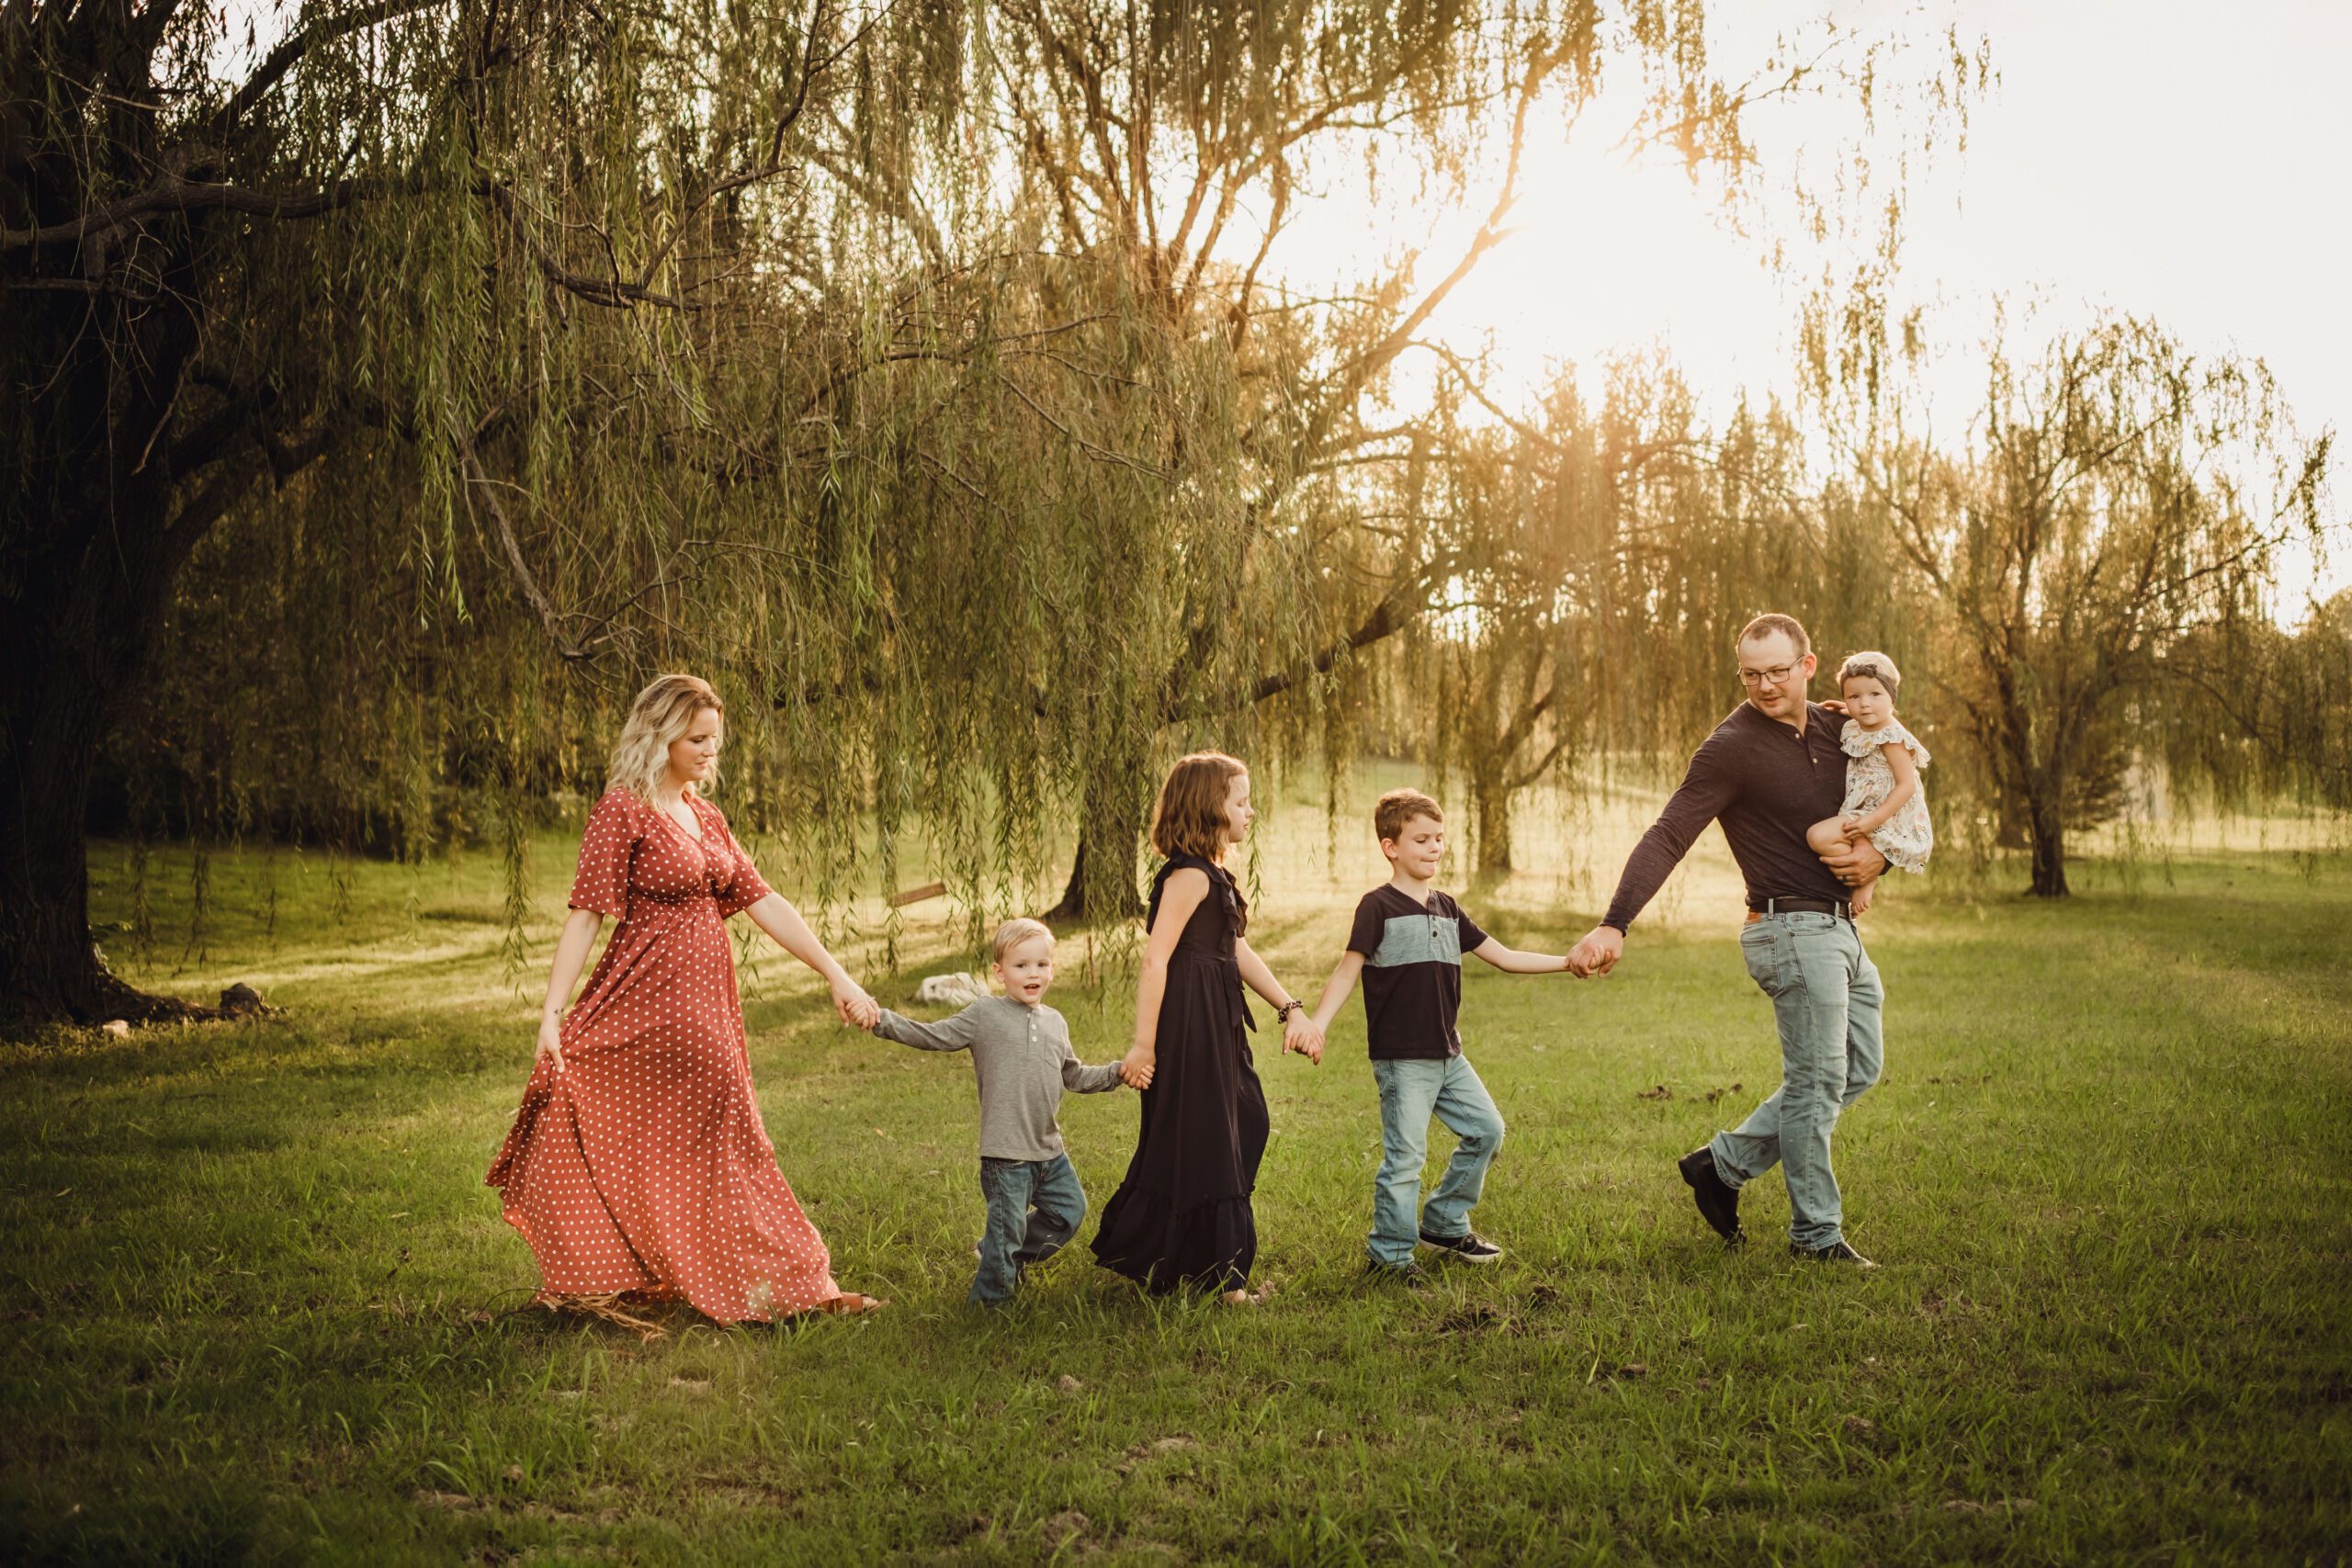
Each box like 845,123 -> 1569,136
1804,651 -> 1934,916
1306,790 -> 1579,1286
1091,752 -> 1324,1305
870,919 -> 1125,1305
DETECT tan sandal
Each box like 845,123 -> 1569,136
816,1292 -> 889,1316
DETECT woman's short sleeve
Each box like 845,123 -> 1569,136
711,811 -> 775,918
567,792 -> 641,919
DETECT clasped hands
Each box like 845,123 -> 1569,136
830,976 -> 880,1031
1118,1010 -> 1323,1090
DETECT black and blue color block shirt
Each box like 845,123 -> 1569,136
1346,886 -> 1490,1060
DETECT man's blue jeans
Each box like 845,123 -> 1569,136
1369,1055 -> 1506,1266
974,1154 -> 1086,1304
1711,911 -> 1884,1251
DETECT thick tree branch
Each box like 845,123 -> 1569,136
220,0 -> 447,128
2,172 -> 401,252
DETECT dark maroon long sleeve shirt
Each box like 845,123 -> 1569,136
1601,701 -> 1854,931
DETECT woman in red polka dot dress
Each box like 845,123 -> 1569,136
487,674 -> 888,1322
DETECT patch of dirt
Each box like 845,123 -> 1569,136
1040,1509 -> 1090,1552
1434,1303 -> 1516,1337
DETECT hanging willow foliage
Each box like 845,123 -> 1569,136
5,0 -> 1979,1023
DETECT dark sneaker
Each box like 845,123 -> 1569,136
1363,1258 -> 1430,1288
1790,1239 -> 1877,1268
1418,1229 -> 1505,1264
1678,1145 -> 1744,1244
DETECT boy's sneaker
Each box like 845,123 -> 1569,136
1790,1239 -> 1877,1268
1418,1229 -> 1504,1264
1363,1258 -> 1430,1288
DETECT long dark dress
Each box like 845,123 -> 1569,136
1091,854 -> 1272,1293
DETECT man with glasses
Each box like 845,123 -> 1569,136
1567,613 -> 1886,1266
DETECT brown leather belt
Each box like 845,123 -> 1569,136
1744,897 -> 1853,924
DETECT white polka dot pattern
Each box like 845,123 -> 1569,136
485,790 -> 840,1323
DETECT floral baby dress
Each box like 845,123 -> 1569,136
1839,719 -> 1934,873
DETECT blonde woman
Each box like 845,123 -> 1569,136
487,674 -> 888,1321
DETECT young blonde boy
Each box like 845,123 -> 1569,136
869,919 -> 1125,1303
1306,790 -> 1578,1282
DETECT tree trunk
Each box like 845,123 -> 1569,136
2026,796 -> 2070,897
1043,773 -> 1148,926
1471,764 -> 1514,875
0,581 -> 219,1026
2,304 -> 227,1024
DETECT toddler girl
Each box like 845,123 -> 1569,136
1806,651 -> 1933,915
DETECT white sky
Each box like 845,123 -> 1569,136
1262,0 -> 2352,611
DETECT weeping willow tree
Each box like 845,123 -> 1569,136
851,0 -> 1972,919
1390,348 -> 1917,875
3,0 -> 1976,1025
1826,311 -> 2335,896
2165,592 -> 2352,818
2,0 -> 928,1021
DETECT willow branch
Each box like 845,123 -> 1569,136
633,0 -> 864,292
1,172 -> 401,252
458,433 -> 587,662
220,0 -> 445,127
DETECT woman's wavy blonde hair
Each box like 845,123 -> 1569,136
606,674 -> 724,803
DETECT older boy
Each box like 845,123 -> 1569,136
1307,789 -> 1578,1284
870,918 -> 1125,1303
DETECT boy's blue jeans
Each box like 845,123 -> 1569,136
1711,911 -> 1885,1251
1369,1055 -> 1506,1267
974,1154 -> 1086,1304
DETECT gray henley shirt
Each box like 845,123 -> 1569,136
873,996 -> 1123,1161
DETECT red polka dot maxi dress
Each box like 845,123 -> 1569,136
485,790 -> 841,1322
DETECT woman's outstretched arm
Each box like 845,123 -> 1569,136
535,909 -> 605,1073
742,892 -> 879,1028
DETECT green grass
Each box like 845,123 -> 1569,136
4,804 -> 2349,1564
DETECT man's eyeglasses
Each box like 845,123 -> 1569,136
1736,663 -> 1801,688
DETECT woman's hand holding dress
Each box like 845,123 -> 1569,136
535,1012 -> 566,1074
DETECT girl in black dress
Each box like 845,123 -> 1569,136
1092,752 -> 1325,1303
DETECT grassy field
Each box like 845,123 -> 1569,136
4,787 -> 2349,1564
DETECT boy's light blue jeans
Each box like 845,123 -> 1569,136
1369,1055 -> 1506,1266
974,1154 -> 1086,1304
1710,911 -> 1884,1251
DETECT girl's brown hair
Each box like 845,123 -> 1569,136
1149,751 -> 1247,862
